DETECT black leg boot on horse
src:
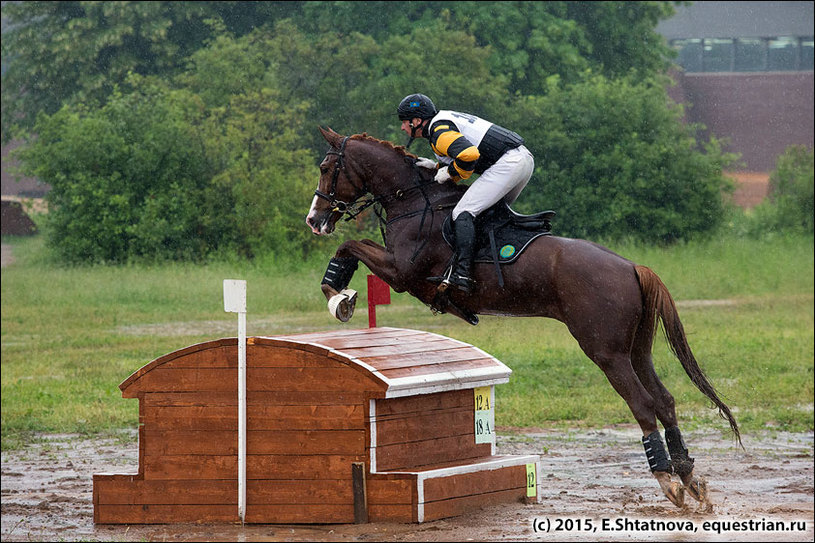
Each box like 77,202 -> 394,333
440,212 -> 476,294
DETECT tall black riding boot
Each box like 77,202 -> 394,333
444,212 -> 476,293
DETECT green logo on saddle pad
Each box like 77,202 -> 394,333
499,244 -> 516,259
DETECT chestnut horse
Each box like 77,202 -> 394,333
306,127 -> 740,508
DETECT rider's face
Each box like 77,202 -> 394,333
401,118 -> 423,136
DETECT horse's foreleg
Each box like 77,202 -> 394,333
320,240 -> 399,322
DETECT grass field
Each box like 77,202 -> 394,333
1,233 -> 813,450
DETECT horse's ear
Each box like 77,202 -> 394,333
319,126 -> 344,149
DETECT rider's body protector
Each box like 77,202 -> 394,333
428,110 -> 525,181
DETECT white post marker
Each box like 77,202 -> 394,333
223,279 -> 247,523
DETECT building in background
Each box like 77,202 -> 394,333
657,1 -> 814,207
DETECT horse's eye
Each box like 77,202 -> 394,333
320,166 -> 329,174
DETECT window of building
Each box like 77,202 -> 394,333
703,38 -> 734,72
735,38 -> 766,71
799,37 -> 813,69
671,35 -> 814,72
673,38 -> 703,72
768,36 -> 799,70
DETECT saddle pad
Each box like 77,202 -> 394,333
442,214 -> 552,265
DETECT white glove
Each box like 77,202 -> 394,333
415,157 -> 437,170
434,167 -> 452,184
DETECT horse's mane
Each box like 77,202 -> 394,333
349,133 -> 417,160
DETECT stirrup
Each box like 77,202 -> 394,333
441,272 -> 474,294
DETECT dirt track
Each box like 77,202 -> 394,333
1,425 -> 812,542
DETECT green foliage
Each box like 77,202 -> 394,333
510,75 -> 737,242
15,74 -> 327,263
726,145 -> 815,238
16,78 -> 215,263
764,145 -> 814,233
6,1 -> 734,261
0,1 -> 302,143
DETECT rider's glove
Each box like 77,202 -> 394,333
434,167 -> 452,184
415,157 -> 437,170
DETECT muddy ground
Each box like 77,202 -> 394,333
1,425 -> 812,542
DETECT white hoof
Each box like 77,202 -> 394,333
328,289 -> 358,322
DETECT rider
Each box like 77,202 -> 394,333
397,93 -> 534,293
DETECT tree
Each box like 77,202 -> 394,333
507,74 -> 737,243
1,1 -> 301,142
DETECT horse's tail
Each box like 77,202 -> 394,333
635,265 -> 742,447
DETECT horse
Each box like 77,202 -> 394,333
306,126 -> 740,509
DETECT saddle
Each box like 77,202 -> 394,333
442,202 -> 555,266
430,203 -> 555,324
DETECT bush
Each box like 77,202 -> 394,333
764,145 -> 814,233
17,79 -> 217,263
507,74 -> 738,243
15,75 -> 328,264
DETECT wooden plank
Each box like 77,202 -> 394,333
368,504 -> 415,523
127,367 -> 380,395
375,389 -> 470,417
96,503 -> 357,524
374,435 -> 492,472
352,462 -> 368,523
374,406 -> 474,445
120,339 -> 236,395
378,357 -> 498,380
95,504 -> 237,524
279,327 -> 423,343
157,345 -> 237,369
422,464 -> 527,502
422,488 -> 525,522
366,477 -> 415,505
141,403 -> 366,431
144,390 -> 369,407
93,478 -> 358,505
142,429 -> 365,456
142,454 -> 367,480
244,504 -> 355,524
359,347 -> 486,371
332,338 -> 453,358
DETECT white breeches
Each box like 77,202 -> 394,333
451,145 -> 534,220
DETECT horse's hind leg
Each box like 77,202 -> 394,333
582,346 -> 686,508
631,328 -> 709,506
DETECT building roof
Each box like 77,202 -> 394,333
656,1 -> 814,40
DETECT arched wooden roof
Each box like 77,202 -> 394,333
120,327 -> 511,399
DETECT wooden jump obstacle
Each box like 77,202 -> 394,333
93,327 -> 540,524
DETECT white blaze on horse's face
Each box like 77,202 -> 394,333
306,194 -> 335,236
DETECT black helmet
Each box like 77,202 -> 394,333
397,94 -> 437,121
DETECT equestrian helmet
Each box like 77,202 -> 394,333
397,94 -> 437,120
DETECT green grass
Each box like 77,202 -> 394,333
2,233 -> 813,450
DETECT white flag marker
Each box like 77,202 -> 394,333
223,279 -> 247,523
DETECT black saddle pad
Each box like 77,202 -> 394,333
442,203 -> 555,264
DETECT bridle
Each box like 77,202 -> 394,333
313,135 -> 455,260
313,136 -> 363,217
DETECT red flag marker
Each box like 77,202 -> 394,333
367,274 -> 391,328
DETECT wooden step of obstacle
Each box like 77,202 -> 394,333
93,327 -> 540,524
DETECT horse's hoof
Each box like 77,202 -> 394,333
328,289 -> 357,322
654,471 -> 685,508
683,477 -> 709,504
